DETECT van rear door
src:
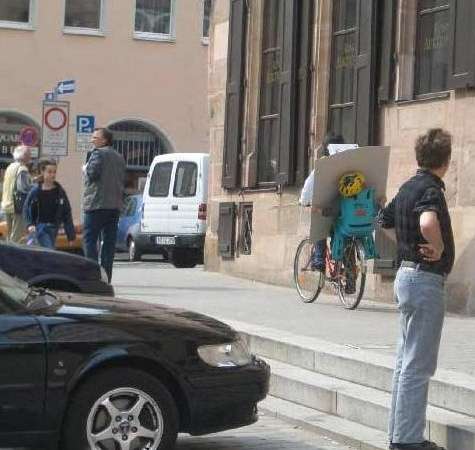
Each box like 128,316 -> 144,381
170,160 -> 200,235
143,160 -> 174,234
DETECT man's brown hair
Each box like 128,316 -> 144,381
94,127 -> 114,146
415,128 -> 452,170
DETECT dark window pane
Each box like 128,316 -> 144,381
262,0 -> 280,48
0,0 -> 30,23
415,8 -> 449,94
330,33 -> 356,104
203,0 -> 212,38
135,0 -> 172,35
260,51 -> 281,115
65,0 -> 101,29
149,162 -> 173,197
174,162 -> 197,197
418,0 -> 449,12
257,0 -> 282,183
333,0 -> 357,32
328,107 -> 355,144
258,118 -> 280,182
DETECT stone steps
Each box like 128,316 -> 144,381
266,357 -> 475,450
261,395 -> 388,450
225,320 -> 475,418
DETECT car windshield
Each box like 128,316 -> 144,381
0,270 -> 29,305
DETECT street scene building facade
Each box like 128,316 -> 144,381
0,0 -> 211,219
206,0 -> 475,314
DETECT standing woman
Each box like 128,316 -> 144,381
23,159 -> 76,248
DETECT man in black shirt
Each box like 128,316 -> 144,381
380,129 -> 454,450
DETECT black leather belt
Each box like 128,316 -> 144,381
400,260 -> 446,277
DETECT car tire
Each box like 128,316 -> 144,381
128,237 -> 142,262
172,249 -> 198,268
61,368 -> 179,450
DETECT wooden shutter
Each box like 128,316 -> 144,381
294,0 -> 314,186
355,0 -> 377,146
275,0 -> 298,185
218,202 -> 236,258
448,0 -> 475,89
378,0 -> 396,103
222,0 -> 247,189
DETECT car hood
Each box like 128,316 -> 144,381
46,292 -> 238,342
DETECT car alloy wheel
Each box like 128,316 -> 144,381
87,387 -> 164,450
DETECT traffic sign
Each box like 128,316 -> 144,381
76,115 -> 95,134
76,115 -> 95,152
56,79 -> 76,95
19,127 -> 39,147
41,101 -> 70,157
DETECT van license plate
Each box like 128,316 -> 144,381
156,236 -> 175,246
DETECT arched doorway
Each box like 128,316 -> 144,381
108,119 -> 172,194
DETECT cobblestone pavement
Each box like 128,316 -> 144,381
1,412 -> 355,450
177,412 -> 354,450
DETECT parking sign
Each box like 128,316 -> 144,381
76,115 -> 95,134
76,115 -> 95,152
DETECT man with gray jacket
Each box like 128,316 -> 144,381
83,128 -> 126,282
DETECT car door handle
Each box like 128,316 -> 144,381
171,205 -> 178,211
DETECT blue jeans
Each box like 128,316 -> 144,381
311,239 -> 326,268
388,267 -> 445,444
36,223 -> 58,249
83,209 -> 120,283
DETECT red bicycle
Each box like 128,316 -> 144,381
293,236 -> 367,309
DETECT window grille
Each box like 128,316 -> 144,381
239,203 -> 253,255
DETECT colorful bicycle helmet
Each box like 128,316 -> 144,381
338,171 -> 366,197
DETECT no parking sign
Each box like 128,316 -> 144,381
41,101 -> 70,157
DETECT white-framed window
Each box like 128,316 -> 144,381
201,0 -> 212,44
63,0 -> 105,36
134,0 -> 176,42
0,0 -> 36,30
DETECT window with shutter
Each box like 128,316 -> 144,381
378,0 -> 396,103
257,0 -> 313,186
414,1 -> 450,95
328,0 -> 377,146
218,202 -> 236,258
222,0 -> 247,189
448,0 -> 475,89
294,0 -> 314,186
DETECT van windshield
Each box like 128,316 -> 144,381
174,162 -> 197,197
149,162 -> 173,197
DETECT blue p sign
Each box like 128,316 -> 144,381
76,115 -> 95,134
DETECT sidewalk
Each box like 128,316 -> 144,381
113,262 -> 475,377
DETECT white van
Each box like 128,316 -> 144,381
138,153 -> 209,268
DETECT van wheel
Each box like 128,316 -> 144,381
172,249 -> 197,268
128,238 -> 142,262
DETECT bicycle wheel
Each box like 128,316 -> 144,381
336,238 -> 366,309
294,238 -> 324,303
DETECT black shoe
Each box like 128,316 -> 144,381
345,280 -> 356,294
390,440 -> 446,450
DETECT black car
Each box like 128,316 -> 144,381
0,241 -> 113,296
0,270 -> 270,450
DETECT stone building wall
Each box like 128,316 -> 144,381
206,0 -> 475,314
